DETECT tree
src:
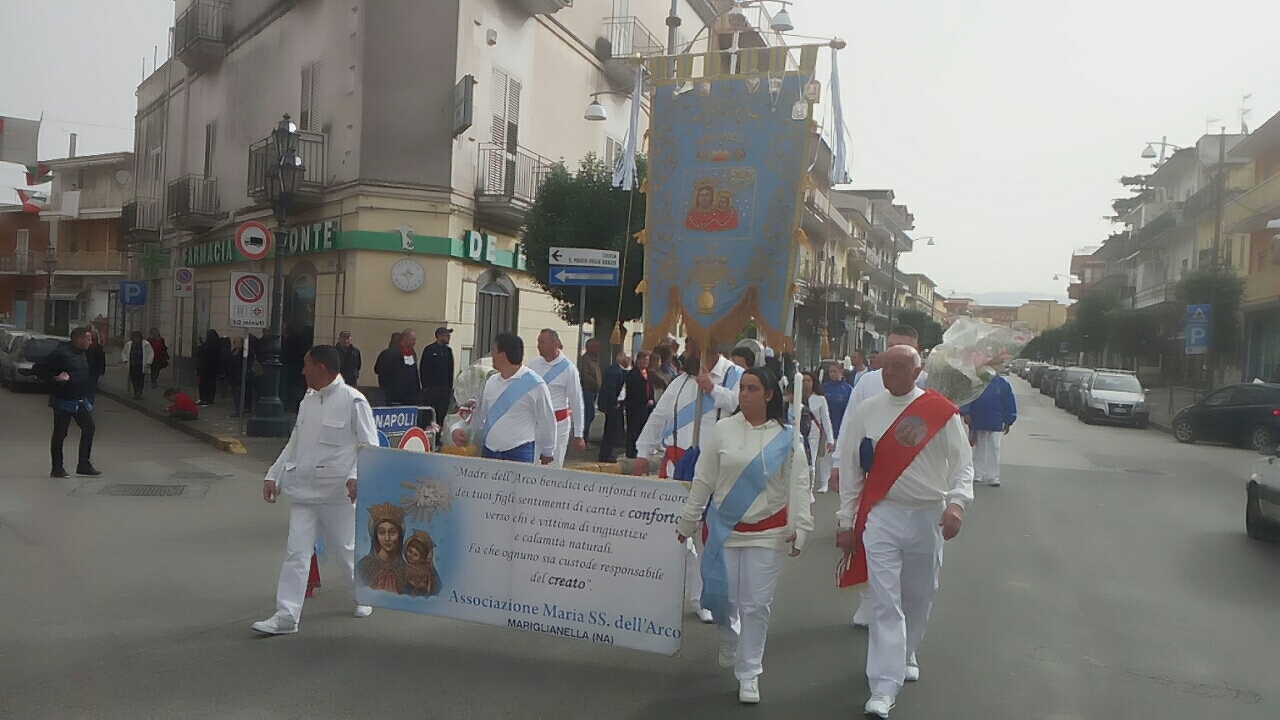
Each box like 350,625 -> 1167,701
1074,290 -> 1118,355
521,153 -> 647,330
896,308 -> 944,350
1175,265 -> 1245,358
1110,174 -> 1152,220
1021,321 -> 1081,361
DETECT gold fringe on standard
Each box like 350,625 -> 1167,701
438,445 -> 479,457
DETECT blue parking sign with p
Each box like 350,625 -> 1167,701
1185,304 -> 1210,355
120,281 -> 147,306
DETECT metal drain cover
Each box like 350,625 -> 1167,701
1028,434 -> 1066,442
97,484 -> 188,497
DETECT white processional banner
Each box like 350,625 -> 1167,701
354,447 -> 690,655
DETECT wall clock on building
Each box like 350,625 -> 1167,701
391,258 -> 425,292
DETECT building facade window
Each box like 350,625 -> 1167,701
300,61 -> 322,132
474,269 -> 518,357
489,68 -> 522,195
203,121 -> 217,177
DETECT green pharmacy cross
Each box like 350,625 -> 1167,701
136,244 -> 169,277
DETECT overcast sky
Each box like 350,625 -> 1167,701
4,0 -> 1279,301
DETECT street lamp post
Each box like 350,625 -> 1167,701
247,114 -> 305,438
43,253 -> 58,334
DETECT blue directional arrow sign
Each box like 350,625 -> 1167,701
548,265 -> 619,286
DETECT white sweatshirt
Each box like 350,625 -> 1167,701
677,415 -> 813,551
836,386 -> 974,529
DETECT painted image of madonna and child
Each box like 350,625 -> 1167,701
358,502 -> 442,597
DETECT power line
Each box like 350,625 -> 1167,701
41,117 -> 133,132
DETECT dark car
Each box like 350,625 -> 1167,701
1056,367 -> 1092,410
1,334 -> 67,390
1030,364 -> 1054,389
1040,366 -> 1064,396
1173,383 -> 1280,451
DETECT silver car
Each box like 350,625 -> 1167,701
1247,444 -> 1280,541
1,334 -> 68,390
1077,370 -> 1149,428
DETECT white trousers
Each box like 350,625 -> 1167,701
864,502 -> 944,697
553,416 -> 571,468
972,430 -> 1002,482
276,501 -> 358,623
685,536 -> 703,605
717,546 -> 785,681
813,444 -> 832,493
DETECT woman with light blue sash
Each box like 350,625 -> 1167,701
675,367 -> 812,705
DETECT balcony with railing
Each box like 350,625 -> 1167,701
475,144 -> 552,232
509,0 -> 571,14
120,199 -> 161,240
0,252 -> 39,274
247,131 -> 328,208
1133,281 -> 1172,309
57,251 -> 129,274
599,16 -> 664,86
1225,169 -> 1280,233
804,186 -> 853,240
173,1 -> 228,73
166,176 -> 220,231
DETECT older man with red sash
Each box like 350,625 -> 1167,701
834,345 -> 974,719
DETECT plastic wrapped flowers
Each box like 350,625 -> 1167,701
924,318 -> 1030,406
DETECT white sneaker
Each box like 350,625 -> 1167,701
694,606 -> 714,623
251,614 -> 298,635
864,693 -> 895,718
719,641 -> 737,668
989,478 -> 1001,487
852,599 -> 871,628
354,605 -> 373,618
738,676 -> 760,704
905,653 -> 920,682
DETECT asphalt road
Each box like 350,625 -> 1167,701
1,380 -> 1277,719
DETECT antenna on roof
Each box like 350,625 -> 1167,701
1240,94 -> 1253,134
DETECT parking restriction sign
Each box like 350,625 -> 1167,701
229,271 -> 270,328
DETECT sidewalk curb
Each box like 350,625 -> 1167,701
97,386 -> 241,454
1149,419 -> 1173,436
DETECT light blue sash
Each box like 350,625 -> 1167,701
700,424 -> 793,625
478,371 -> 544,449
540,356 -> 572,384
661,364 -> 745,444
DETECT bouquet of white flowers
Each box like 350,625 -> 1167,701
925,318 -> 1030,406
445,358 -> 496,448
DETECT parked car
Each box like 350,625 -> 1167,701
1011,358 -> 1028,376
1172,383 -> 1280,451
1,334 -> 67,390
1247,445 -> 1280,541
1022,361 -> 1045,380
0,330 -> 29,387
1056,367 -> 1092,409
1077,370 -> 1149,428
1040,366 -> 1064,396
1029,363 -> 1053,388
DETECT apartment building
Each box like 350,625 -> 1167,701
122,0 -> 740,372
830,189 -> 915,351
1223,112 -> 1280,381
0,207 -> 51,329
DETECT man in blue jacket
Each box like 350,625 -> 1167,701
959,374 -> 1017,487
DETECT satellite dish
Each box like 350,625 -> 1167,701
115,170 -> 132,186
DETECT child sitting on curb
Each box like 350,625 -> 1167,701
164,388 -> 200,421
